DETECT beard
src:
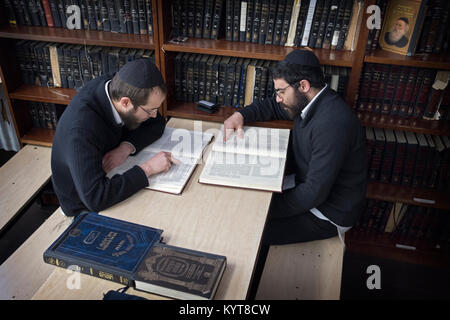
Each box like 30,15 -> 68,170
280,90 -> 309,119
117,108 -> 141,130
388,28 -> 405,43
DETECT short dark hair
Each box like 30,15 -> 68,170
108,73 -> 167,107
271,61 -> 325,89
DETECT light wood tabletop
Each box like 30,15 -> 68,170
0,145 -> 52,232
32,118 -> 273,300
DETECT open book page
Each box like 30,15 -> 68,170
199,151 -> 287,192
213,125 -> 290,157
107,127 -> 213,194
144,127 -> 213,160
199,125 -> 290,192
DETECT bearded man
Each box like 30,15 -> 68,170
384,17 -> 410,48
51,59 -> 174,216
223,50 -> 367,298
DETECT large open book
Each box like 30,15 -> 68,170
199,125 -> 290,192
107,127 -> 213,194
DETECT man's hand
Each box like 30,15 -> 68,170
223,112 -> 244,141
102,143 -> 134,173
139,151 -> 174,177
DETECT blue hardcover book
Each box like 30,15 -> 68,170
43,212 -> 163,286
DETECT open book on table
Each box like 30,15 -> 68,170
107,127 -> 213,194
199,125 -> 290,192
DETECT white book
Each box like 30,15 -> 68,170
285,0 -> 302,47
199,125 -> 290,192
107,127 -> 213,194
301,0 -> 317,46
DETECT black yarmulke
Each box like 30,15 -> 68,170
117,59 -> 164,89
284,50 -> 321,67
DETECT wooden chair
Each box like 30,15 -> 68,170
255,236 -> 345,300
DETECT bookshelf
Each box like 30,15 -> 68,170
0,0 -> 448,267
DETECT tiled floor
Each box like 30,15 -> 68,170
1,149 -> 448,299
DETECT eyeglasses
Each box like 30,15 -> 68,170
273,84 -> 292,98
138,106 -> 158,116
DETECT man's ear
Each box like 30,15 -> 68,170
119,97 -> 133,111
298,79 -> 311,93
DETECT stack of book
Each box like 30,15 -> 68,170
3,0 -> 154,35
351,199 -> 394,235
365,127 -> 450,191
43,212 -> 227,300
349,200 -> 450,253
356,64 -> 450,122
28,101 -> 65,130
391,204 -> 450,251
15,40 -> 155,90
174,52 -> 349,108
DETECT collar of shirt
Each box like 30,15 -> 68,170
105,80 -> 124,126
300,84 -> 328,120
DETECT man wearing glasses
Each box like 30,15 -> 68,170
223,50 -> 367,297
51,59 -> 173,217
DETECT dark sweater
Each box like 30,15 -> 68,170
239,87 -> 367,227
51,75 -> 165,216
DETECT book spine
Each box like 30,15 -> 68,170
258,0 -> 269,45
187,0 -> 195,37
314,0 -> 330,48
322,0 -> 339,49
225,0 -> 233,40
280,0 -> 293,45
407,69 -> 425,118
374,65 -> 390,114
273,0 -> 286,45
238,0 -> 247,42
41,0 -> 54,27
381,65 -> 400,115
210,0 -> 223,39
301,0 -> 317,46
307,0 -> 324,47
252,0 -> 261,43
137,0 -> 147,34
398,68 -> 418,118
245,0 -> 254,42
145,0 -> 152,35
391,142 -> 406,185
336,0 -> 352,50
123,0 -> 133,33
202,0 -> 213,38
366,64 -> 381,113
413,69 -> 435,119
43,253 -> 134,287
264,0 -> 277,45
357,63 -> 373,112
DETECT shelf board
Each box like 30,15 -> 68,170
366,181 -> 450,210
9,84 -> 76,105
365,50 -> 450,70
163,39 -> 354,67
166,101 -> 293,129
0,25 -> 155,49
346,232 -> 449,268
21,127 -> 54,147
357,111 -> 450,136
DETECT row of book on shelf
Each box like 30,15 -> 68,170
28,101 -> 64,130
174,51 -> 349,108
171,0 -> 362,50
356,64 -> 450,122
366,0 -> 450,55
15,40 -> 155,90
365,127 -> 450,191
350,199 -> 450,251
3,0 -> 154,35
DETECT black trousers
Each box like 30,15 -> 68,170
248,193 -> 338,299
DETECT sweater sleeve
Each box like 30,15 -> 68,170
122,112 -> 166,154
67,127 -> 149,213
238,97 -> 291,123
270,122 -> 352,218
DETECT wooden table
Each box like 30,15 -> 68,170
32,118 -> 273,300
0,145 -> 51,232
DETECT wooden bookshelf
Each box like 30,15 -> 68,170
10,85 -> 76,105
0,25 -> 155,50
20,127 -> 54,147
365,50 -> 450,70
163,39 -> 355,67
366,182 -> 450,211
357,111 -> 450,136
346,233 -> 450,268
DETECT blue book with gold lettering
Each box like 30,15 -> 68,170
43,212 -> 163,286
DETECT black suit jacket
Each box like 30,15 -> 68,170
51,75 -> 165,216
